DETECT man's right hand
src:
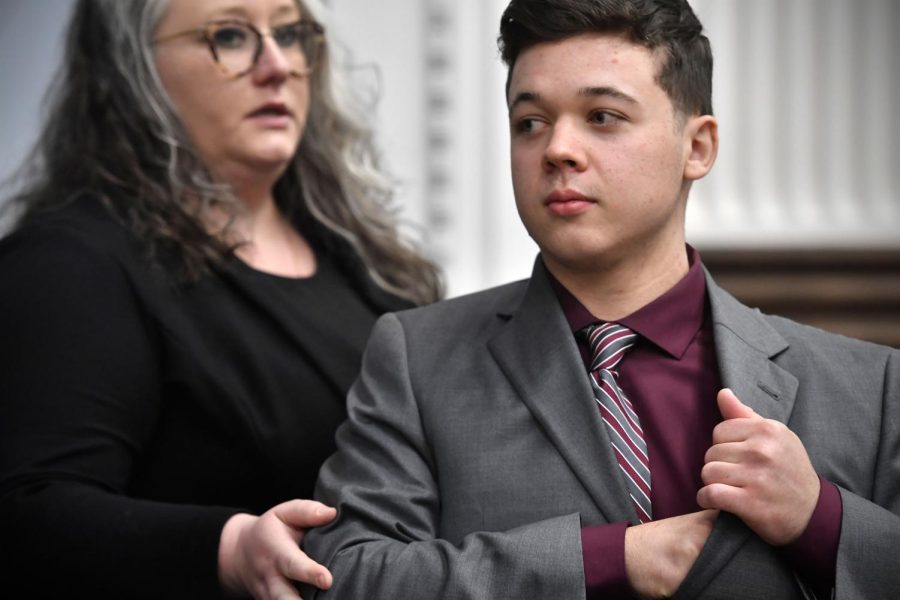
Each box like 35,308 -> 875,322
624,509 -> 718,599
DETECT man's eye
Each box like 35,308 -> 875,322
590,111 -> 620,126
514,118 -> 540,134
211,26 -> 250,49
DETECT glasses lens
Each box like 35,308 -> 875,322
206,20 -> 323,76
273,22 -> 323,74
273,23 -> 302,47
208,22 -> 256,75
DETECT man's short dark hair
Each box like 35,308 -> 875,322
498,0 -> 713,117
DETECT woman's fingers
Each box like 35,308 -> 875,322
274,499 -> 337,529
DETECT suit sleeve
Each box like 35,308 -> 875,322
0,227 -> 235,597
304,313 -> 586,599
833,348 -> 900,599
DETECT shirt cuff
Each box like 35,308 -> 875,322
781,475 -> 842,588
582,522 -> 631,600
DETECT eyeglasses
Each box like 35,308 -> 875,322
155,19 -> 325,79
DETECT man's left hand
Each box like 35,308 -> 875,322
697,388 -> 820,546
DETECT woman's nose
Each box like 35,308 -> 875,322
251,35 -> 292,83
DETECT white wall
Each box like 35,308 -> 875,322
328,0 -> 535,295
0,1 -> 72,199
2,1 -> 898,297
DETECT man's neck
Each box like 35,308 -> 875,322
543,243 -> 690,322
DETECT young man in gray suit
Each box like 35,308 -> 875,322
304,0 -> 900,597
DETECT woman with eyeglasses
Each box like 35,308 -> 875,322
0,0 -> 440,598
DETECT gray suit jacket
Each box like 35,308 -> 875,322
305,260 -> 900,599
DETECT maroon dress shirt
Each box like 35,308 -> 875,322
546,247 -> 840,598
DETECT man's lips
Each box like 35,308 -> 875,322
544,189 -> 595,216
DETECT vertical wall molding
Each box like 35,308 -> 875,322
688,0 -> 900,248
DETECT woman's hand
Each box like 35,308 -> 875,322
218,499 -> 337,599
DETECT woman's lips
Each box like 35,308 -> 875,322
246,102 -> 293,128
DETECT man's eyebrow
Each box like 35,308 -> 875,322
508,91 -> 539,112
508,86 -> 639,112
579,86 -> 639,104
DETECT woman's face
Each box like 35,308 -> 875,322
154,0 -> 314,189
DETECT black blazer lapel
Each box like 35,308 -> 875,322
215,255 -> 400,402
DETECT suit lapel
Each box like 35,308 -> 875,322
707,273 -> 799,423
676,273 -> 800,597
487,259 -> 637,525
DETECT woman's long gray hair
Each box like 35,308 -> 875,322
7,0 -> 442,305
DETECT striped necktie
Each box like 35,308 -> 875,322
584,322 -> 652,523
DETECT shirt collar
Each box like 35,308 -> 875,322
549,246 -> 708,359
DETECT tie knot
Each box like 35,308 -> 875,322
584,322 -> 637,372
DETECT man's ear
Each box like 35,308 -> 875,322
683,115 -> 718,181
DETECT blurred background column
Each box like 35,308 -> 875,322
328,0 -> 531,295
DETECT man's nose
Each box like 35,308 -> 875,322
543,121 -> 587,172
